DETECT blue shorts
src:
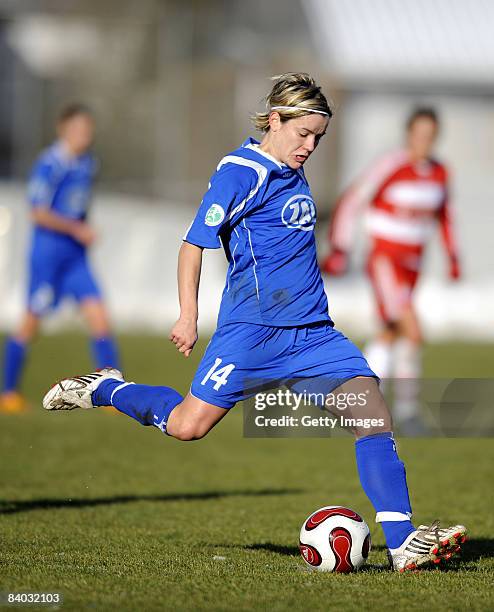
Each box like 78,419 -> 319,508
191,322 -> 376,409
28,248 -> 101,316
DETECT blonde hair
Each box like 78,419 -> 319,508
252,73 -> 333,132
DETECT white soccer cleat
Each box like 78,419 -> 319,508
388,520 -> 467,572
43,368 -> 124,411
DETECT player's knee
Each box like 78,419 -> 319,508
17,313 -> 40,343
408,331 -> 423,345
354,386 -> 393,438
354,414 -> 393,439
169,420 -> 210,441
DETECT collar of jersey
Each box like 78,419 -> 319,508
52,140 -> 93,167
52,140 -> 77,165
242,137 -> 286,170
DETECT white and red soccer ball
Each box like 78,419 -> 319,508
299,506 -> 371,572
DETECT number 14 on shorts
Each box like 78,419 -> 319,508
201,357 -> 235,390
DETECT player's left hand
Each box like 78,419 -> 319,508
169,317 -> 198,357
321,249 -> 348,276
449,256 -> 461,281
72,221 -> 97,246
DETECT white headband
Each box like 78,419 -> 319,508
270,105 -> 330,117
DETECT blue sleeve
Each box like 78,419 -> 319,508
27,158 -> 61,208
183,162 -> 260,249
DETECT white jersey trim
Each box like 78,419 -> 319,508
226,226 -> 240,292
216,154 -> 268,222
243,218 -> 259,301
244,142 -> 284,169
332,149 -> 409,251
366,209 -> 435,245
383,181 -> 445,210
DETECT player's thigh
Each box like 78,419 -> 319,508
367,251 -> 404,324
191,323 -> 290,410
27,254 -> 61,316
328,376 -> 392,437
166,392 -> 229,440
15,311 -> 41,343
396,267 -> 422,342
288,325 -> 392,435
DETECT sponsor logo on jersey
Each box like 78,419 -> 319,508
281,194 -> 316,231
205,204 -> 225,226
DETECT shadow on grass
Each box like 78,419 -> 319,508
208,542 -> 388,571
456,538 -> 494,561
244,543 -> 390,557
245,542 -> 300,556
368,538 -> 494,564
246,543 -> 387,571
218,538 -> 493,573
0,487 -> 303,515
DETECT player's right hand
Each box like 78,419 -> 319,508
169,318 -> 198,358
321,249 -> 348,276
72,222 -> 97,246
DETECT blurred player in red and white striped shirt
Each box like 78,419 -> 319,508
322,108 -> 460,431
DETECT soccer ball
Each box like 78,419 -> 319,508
299,506 -> 371,572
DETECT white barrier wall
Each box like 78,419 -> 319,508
0,185 -> 226,334
0,184 -> 492,340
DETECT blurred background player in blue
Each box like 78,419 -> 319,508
0,104 -> 119,413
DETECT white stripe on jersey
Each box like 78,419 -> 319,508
383,181 -> 445,210
332,150 -> 409,250
244,143 -> 283,169
182,219 -> 195,241
216,154 -> 268,221
226,226 -> 240,292
183,155 -> 268,242
242,218 -> 259,301
217,155 -> 266,302
366,210 -> 435,245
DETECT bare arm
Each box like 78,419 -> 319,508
438,198 -> 461,280
169,241 -> 203,357
31,207 -> 96,246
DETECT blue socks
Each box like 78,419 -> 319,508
2,337 -> 27,392
92,378 -> 183,433
90,337 -> 120,370
355,432 -> 415,549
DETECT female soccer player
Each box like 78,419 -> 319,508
0,104 -> 119,412
43,75 -> 465,571
322,108 -> 460,433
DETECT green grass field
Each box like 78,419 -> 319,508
1,334 -> 493,611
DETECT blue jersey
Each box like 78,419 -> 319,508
184,137 -> 332,327
27,141 -> 98,253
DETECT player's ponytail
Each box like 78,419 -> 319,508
252,72 -> 333,132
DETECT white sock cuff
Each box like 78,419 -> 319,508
110,381 -> 135,405
375,511 -> 412,523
